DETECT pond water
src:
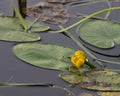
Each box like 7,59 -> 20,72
0,0 -> 120,96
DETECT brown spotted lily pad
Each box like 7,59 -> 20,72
27,2 -> 70,25
78,93 -> 95,96
46,0 -> 77,3
60,69 -> 120,91
98,92 -> 120,96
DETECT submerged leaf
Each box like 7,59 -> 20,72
27,2 -> 70,25
13,43 -> 75,70
77,19 -> 120,48
46,0 -> 77,3
0,16 -> 49,42
60,70 -> 120,91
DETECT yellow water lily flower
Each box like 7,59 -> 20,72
75,50 -> 86,56
71,50 -> 86,68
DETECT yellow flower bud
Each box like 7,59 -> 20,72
71,56 -> 77,64
71,50 -> 86,68
76,58 -> 85,68
75,50 -> 86,57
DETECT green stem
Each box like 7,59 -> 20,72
85,61 -> 96,69
66,0 -> 105,9
54,7 -> 120,33
25,15 -> 41,32
59,26 -> 104,68
0,82 -> 76,96
0,82 -> 53,87
105,0 -> 111,19
13,5 -> 27,30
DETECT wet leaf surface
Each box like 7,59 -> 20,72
60,69 -> 120,91
69,66 -> 81,75
77,19 -> 120,49
0,16 -> 49,42
27,2 -> 70,25
78,93 -> 95,96
25,19 -> 50,32
98,92 -> 120,96
13,43 -> 75,70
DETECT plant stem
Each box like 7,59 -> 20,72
13,5 -> 27,30
85,61 -> 96,69
66,0 -> 105,9
18,0 -> 27,18
59,26 -> 105,68
105,0 -> 111,19
0,82 -> 53,87
25,15 -> 41,32
76,13 -> 105,20
53,7 -> 120,33
0,82 -> 76,96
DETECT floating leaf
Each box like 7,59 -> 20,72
77,19 -> 120,48
25,20 -> 50,32
60,70 -> 120,91
98,92 -> 120,96
0,16 -> 49,32
0,16 -> 22,30
78,93 -> 94,96
13,43 -> 75,70
60,72 -> 89,84
0,16 -> 49,42
69,66 -> 81,75
0,30 -> 40,42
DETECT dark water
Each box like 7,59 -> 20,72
0,0 -> 120,96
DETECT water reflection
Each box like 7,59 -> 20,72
18,0 -> 27,18
0,0 -> 42,16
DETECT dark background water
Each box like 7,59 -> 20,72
0,0 -> 120,96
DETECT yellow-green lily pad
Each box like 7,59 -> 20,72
60,69 -> 120,91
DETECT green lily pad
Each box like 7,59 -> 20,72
0,30 -> 40,42
77,19 -> 120,48
25,19 -> 50,32
0,16 -> 49,42
60,70 -> 120,91
13,43 -> 75,70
